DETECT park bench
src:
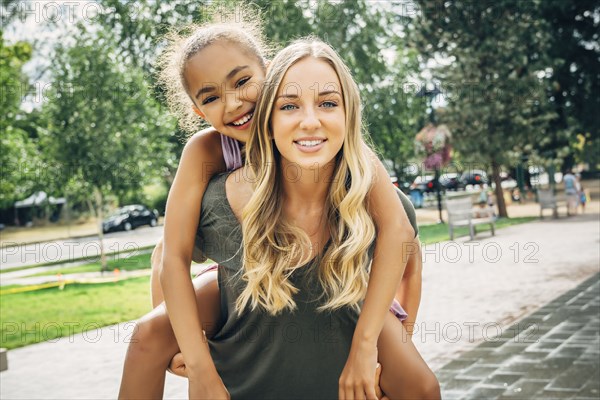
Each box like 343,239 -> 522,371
538,189 -> 568,218
445,196 -> 496,240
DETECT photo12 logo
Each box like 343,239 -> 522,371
4,1 -> 143,25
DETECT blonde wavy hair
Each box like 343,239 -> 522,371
155,3 -> 271,134
236,38 -> 376,316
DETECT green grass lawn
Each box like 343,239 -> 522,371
418,216 -> 537,244
0,277 -> 152,350
0,216 -> 538,349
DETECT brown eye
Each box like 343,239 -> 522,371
236,77 -> 251,88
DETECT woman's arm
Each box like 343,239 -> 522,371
159,129 -> 229,396
339,150 -> 415,398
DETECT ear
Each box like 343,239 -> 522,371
192,105 -> 205,119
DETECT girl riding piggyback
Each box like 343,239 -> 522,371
120,7 -> 438,399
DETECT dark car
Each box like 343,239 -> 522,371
460,170 -> 489,186
391,176 -> 411,194
411,175 -> 436,193
103,205 -> 158,233
439,172 -> 465,191
412,174 -> 461,193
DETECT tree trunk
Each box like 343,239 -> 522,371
491,159 -> 508,218
86,189 -> 108,272
94,188 -> 108,273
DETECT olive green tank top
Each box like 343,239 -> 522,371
195,172 -> 418,399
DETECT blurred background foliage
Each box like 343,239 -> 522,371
1,0 -> 598,221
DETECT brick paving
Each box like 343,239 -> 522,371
437,273 -> 600,400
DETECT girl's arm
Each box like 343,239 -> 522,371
339,150 -> 415,399
159,128 -> 229,395
356,151 -> 415,343
396,236 -> 422,336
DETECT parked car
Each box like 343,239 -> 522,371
391,176 -> 411,193
439,172 -> 465,191
411,173 -> 463,194
411,175 -> 436,193
103,205 -> 158,233
460,169 -> 489,186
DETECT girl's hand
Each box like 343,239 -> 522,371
188,368 -> 230,400
374,363 -> 383,399
339,341 -> 379,399
167,352 -> 187,378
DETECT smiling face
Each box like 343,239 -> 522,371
184,40 -> 266,142
271,57 -> 346,171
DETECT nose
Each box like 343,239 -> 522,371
299,106 -> 321,131
224,91 -> 243,114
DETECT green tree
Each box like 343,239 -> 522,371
41,28 -> 174,270
0,32 -> 45,209
308,1 -> 427,179
538,0 -> 600,170
365,50 -> 428,182
95,0 -> 422,180
412,0 -> 556,217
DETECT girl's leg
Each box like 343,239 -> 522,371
119,267 -> 220,398
378,311 -> 441,399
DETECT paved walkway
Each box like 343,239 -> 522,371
0,212 -> 598,399
437,273 -> 599,399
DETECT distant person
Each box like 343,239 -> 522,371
511,187 -> 521,203
576,173 -> 587,213
475,183 -> 494,218
563,169 -> 578,216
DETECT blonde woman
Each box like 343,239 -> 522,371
160,38 -> 438,398
119,11 -> 434,398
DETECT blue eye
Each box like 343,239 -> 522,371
236,77 -> 251,88
321,101 -> 338,108
280,104 -> 297,111
202,96 -> 218,105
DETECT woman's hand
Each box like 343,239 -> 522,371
339,340 -> 379,399
188,367 -> 230,400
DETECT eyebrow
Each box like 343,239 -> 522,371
276,90 -> 342,100
194,65 -> 250,99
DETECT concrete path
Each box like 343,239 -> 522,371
414,212 -> 599,370
0,213 -> 598,399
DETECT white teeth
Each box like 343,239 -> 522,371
232,112 -> 253,126
296,140 -> 324,147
